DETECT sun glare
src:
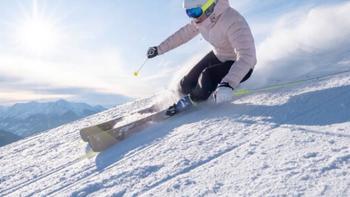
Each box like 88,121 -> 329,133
17,18 -> 60,54
15,1 -> 62,55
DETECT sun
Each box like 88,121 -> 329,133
16,18 -> 60,54
15,1 -> 62,55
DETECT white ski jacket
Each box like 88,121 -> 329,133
158,0 -> 257,88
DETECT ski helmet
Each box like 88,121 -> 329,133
183,0 -> 217,18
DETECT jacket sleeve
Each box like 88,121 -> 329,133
157,22 -> 199,55
222,21 -> 257,88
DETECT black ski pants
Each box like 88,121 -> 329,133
179,51 -> 253,102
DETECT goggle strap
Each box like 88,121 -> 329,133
205,3 -> 216,16
201,0 -> 216,13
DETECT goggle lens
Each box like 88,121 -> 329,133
186,7 -> 203,18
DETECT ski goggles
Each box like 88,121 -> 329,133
186,0 -> 216,18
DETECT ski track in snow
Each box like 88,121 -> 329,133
0,74 -> 350,196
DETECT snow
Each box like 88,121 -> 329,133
0,73 -> 350,196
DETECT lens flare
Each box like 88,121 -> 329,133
14,0 -> 63,55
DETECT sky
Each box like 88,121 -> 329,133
0,0 -> 349,107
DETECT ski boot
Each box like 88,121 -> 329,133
166,95 -> 194,116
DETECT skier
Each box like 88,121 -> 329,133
147,0 -> 257,116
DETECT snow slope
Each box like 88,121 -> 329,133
0,73 -> 350,196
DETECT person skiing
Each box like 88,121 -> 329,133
147,0 -> 257,116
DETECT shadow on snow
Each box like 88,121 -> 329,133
95,85 -> 350,170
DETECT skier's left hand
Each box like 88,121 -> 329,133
147,47 -> 159,59
214,82 -> 234,104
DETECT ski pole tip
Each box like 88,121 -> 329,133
133,71 -> 139,77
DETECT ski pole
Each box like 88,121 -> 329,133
133,58 -> 148,77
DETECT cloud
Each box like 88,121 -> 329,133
0,0 -> 195,105
0,46 -> 152,98
0,38 -> 206,105
0,80 -> 131,107
0,90 -> 71,106
247,2 -> 350,87
0,46 -> 145,105
34,86 -> 130,107
70,91 -> 130,108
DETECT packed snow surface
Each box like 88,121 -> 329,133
0,74 -> 349,196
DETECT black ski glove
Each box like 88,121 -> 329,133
147,47 -> 159,59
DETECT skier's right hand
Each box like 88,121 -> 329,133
147,47 -> 159,59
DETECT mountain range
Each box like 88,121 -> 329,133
0,99 -> 106,138
0,130 -> 21,147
